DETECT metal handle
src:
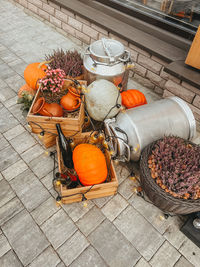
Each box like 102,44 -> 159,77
123,142 -> 131,162
85,46 -> 90,56
101,38 -> 112,57
119,50 -> 130,63
104,119 -> 118,156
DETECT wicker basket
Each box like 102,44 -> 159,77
140,139 -> 200,215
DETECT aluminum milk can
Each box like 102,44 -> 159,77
83,38 -> 133,91
104,97 -> 196,161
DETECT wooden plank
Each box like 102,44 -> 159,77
185,26 -> 200,70
28,121 -> 81,133
61,189 -> 117,204
43,131 -> 82,148
43,134 -> 57,148
29,125 -> 80,135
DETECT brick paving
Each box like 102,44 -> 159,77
0,0 -> 200,266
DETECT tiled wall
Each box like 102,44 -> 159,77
12,0 -> 200,125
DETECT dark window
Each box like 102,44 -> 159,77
96,0 -> 199,40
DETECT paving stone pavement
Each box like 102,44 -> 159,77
0,0 -> 200,266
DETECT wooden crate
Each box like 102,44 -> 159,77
185,26 -> 200,70
27,80 -> 86,148
56,133 -> 118,204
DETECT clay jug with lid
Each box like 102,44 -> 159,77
32,97 -> 63,117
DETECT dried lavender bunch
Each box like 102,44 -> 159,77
45,49 -> 83,77
148,136 -> 200,200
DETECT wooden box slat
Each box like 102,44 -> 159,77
56,133 -> 118,204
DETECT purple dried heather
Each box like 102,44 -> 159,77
45,49 -> 83,78
148,136 -> 200,200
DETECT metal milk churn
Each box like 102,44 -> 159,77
83,38 -> 133,91
104,97 -> 196,162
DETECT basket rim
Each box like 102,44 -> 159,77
140,137 -> 200,205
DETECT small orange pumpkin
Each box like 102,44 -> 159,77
121,89 -> 147,109
18,84 -> 35,98
73,144 -> 107,186
24,62 -> 47,90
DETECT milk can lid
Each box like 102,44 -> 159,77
89,39 -> 124,58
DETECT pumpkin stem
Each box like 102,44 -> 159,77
38,60 -> 52,69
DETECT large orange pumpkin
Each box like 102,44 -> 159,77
24,62 -> 47,90
18,84 -> 35,98
121,89 -> 147,109
73,144 -> 108,186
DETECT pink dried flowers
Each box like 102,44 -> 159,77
39,67 -> 65,94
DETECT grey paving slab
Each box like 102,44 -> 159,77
113,205 -> 164,261
41,171 -> 54,190
3,124 -> 25,141
0,250 -> 23,267
0,78 -> 7,89
179,239 -> 200,267
10,169 -> 50,211
92,195 -> 113,208
174,256 -> 194,267
149,241 -> 181,267
4,73 -> 25,93
0,234 -> 11,258
118,176 -> 136,200
0,63 -> 16,80
0,145 -> 20,172
57,231 -> 89,266
0,44 -> 7,52
41,209 -> 77,249
101,194 -> 128,222
129,194 -> 182,234
28,153 -> 54,179
8,60 -> 28,77
0,179 -> 15,208
3,95 -> 18,108
0,136 -> 9,151
88,219 -> 140,267
20,143 -> 44,163
7,58 -> 25,68
0,107 -> 19,133
164,220 -> 187,249
9,131 -> 37,154
70,246 -> 107,267
0,50 -> 20,64
31,197 -> 60,226
62,200 -> 94,222
56,262 -> 66,267
0,197 -> 24,226
8,103 -> 27,125
2,209 -> 49,266
135,257 -> 150,267
76,206 -> 105,236
29,246 -> 61,267
2,159 -> 28,181
114,163 -> 130,185
0,86 -> 16,102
